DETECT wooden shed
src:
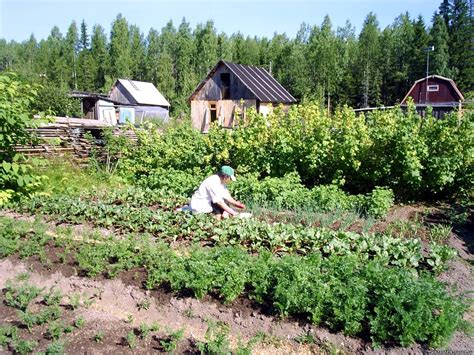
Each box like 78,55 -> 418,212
72,79 -> 171,125
109,79 -> 171,123
189,60 -> 297,132
401,75 -> 464,118
70,91 -> 121,125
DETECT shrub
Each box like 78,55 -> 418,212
115,103 -> 473,201
0,73 -> 47,205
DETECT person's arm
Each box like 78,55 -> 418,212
225,195 -> 246,210
216,201 -> 238,216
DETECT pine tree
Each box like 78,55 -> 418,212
307,16 -> 339,104
90,24 -> 109,90
145,28 -> 161,84
174,18 -> 196,112
194,20 -> 218,78
411,16 -> 430,81
430,13 -> 451,77
336,21 -> 358,106
79,20 -> 90,50
109,14 -> 131,79
65,21 -> 79,89
129,24 -> 146,80
357,13 -> 382,107
217,32 -> 232,60
45,26 -> 68,88
449,0 -> 473,90
77,50 -> 96,91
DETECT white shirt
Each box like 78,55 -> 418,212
190,174 -> 231,213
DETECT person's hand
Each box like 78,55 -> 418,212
236,201 -> 246,209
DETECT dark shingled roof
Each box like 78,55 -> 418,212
189,60 -> 297,103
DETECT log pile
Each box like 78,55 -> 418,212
13,117 -> 137,163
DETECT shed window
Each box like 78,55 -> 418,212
427,85 -> 439,92
209,102 -> 217,123
220,73 -> 230,99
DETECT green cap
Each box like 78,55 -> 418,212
220,166 -> 236,181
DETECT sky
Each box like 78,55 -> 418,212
1,0 -> 440,42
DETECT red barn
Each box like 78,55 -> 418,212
401,75 -> 464,118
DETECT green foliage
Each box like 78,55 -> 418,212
0,324 -> 18,348
355,187 -> 394,218
74,317 -> 86,329
46,321 -> 65,340
93,331 -> 104,343
0,73 -> 39,158
11,338 -> 38,354
116,104 -> 472,201
365,262 -> 466,348
159,328 -> 184,352
45,340 -> 65,355
197,321 -> 231,354
429,224 -> 453,243
138,167 -> 204,197
124,331 -> 137,349
0,215 -> 467,348
0,73 -> 47,204
4,280 -> 43,311
31,82 -> 81,117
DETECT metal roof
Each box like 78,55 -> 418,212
116,79 -> 170,107
189,60 -> 297,103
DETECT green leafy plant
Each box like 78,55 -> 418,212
429,224 -> 452,243
160,328 -> 184,352
197,321 -> 231,354
93,331 -> 104,343
4,280 -> 43,311
45,340 -> 65,355
125,331 -> 137,349
137,298 -> 151,311
11,338 -> 38,354
74,317 -> 86,329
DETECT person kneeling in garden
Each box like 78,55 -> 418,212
190,166 -> 245,219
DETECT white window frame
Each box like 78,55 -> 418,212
427,85 -> 439,92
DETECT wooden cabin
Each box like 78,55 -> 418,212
401,75 -> 464,118
189,60 -> 297,132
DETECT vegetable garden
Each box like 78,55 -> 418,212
0,73 -> 473,353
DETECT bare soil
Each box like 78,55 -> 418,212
0,206 -> 472,354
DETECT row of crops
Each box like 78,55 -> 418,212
1,185 -> 468,348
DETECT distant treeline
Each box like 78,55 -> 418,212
0,0 -> 472,115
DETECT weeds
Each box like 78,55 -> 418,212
93,331 -> 104,343
160,328 -> 184,352
11,338 -> 38,354
197,320 -> 231,354
125,331 -> 137,349
429,224 -> 452,243
67,293 -> 81,310
4,280 -> 43,311
137,298 -> 151,311
45,340 -> 65,354
74,317 -> 86,329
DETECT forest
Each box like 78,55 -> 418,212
0,0 -> 472,116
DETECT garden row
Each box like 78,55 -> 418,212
11,191 -> 456,273
138,169 -> 395,218
1,274 -> 255,354
0,216 -> 467,348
